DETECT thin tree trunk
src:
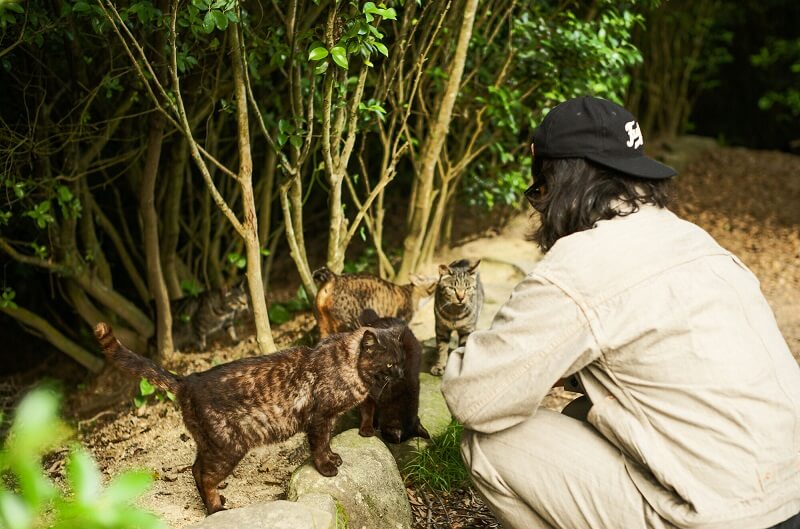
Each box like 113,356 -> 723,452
280,181 -> 317,297
161,137 -> 188,298
396,0 -> 480,280
89,193 -> 150,304
140,113 -> 174,357
230,24 -> 275,354
0,304 -> 104,373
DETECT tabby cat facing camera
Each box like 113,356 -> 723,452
94,318 -> 406,515
431,259 -> 484,376
312,266 -> 437,337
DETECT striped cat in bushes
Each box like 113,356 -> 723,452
431,259 -> 484,376
170,282 -> 250,351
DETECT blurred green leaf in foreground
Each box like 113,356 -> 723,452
0,388 -> 165,529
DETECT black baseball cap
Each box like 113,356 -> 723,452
532,96 -> 676,179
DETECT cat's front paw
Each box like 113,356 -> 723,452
430,362 -> 446,376
358,425 -> 376,437
330,452 -> 343,467
315,459 -> 339,477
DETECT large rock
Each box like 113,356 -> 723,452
288,428 -> 412,529
184,495 -> 336,529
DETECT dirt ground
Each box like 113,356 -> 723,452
50,141 -> 800,528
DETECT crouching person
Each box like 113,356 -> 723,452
440,96 -> 800,529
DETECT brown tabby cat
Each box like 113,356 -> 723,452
94,321 -> 405,515
313,266 -> 436,337
356,309 -> 430,444
431,259 -> 484,375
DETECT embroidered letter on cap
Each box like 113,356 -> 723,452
625,120 -> 644,149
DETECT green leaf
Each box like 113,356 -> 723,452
133,395 -> 146,408
381,8 -> 397,20
66,449 -> 102,502
330,45 -> 348,69
104,470 -> 153,504
374,42 -> 388,57
72,1 -> 91,13
139,378 -> 156,396
268,304 -> 291,324
314,61 -> 329,75
260,247 -> 271,257
212,10 -> 228,30
308,46 -> 328,61
289,135 -> 303,149
11,388 -> 60,451
227,252 -> 246,269
0,491 -> 31,529
202,11 -> 215,33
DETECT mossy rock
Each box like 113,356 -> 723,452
288,429 -> 411,529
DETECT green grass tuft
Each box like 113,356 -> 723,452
335,501 -> 349,529
402,419 -> 471,492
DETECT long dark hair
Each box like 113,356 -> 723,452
529,158 -> 673,252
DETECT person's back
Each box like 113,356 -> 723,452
538,204 -> 800,527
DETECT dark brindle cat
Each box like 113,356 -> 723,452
94,321 -> 404,515
356,309 -> 430,444
313,266 -> 436,337
431,259 -> 484,376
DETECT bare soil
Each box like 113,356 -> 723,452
36,141 -> 800,528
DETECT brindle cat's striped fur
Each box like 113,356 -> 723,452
94,321 -> 404,515
431,259 -> 484,375
312,267 -> 436,337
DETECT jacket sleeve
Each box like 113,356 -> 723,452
440,273 -> 600,433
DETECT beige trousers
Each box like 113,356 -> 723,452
460,408 -> 672,529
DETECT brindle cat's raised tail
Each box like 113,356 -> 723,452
94,322 -> 181,394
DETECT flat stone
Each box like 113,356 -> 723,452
184,498 -> 335,529
288,428 -> 412,529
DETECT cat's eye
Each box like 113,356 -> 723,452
386,363 -> 393,368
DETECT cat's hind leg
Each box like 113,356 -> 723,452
307,417 -> 342,476
192,446 -> 244,515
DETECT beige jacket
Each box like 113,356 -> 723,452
441,205 -> 800,529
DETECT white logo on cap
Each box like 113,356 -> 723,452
625,121 -> 643,149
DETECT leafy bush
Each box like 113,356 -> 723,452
0,388 -> 164,529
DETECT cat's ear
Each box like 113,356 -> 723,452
411,274 -> 437,294
468,260 -> 481,273
358,309 -> 380,326
438,264 -> 450,277
360,329 -> 378,351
